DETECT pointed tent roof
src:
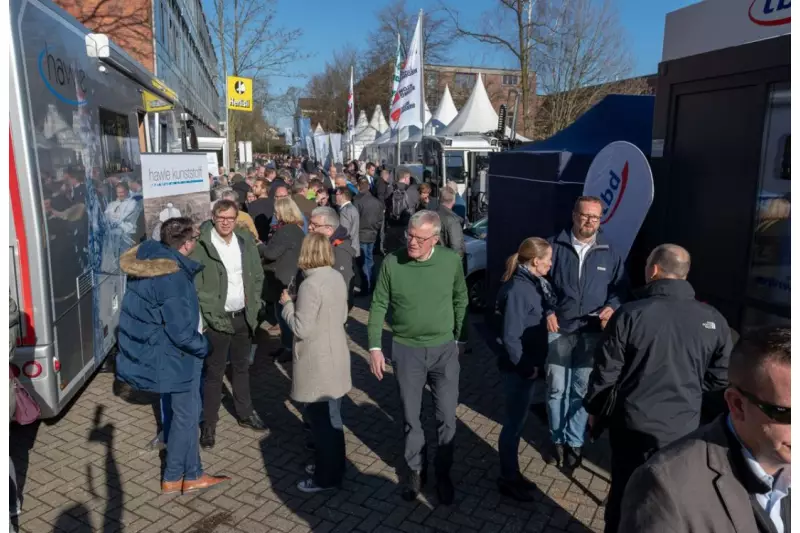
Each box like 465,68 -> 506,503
355,110 -> 369,130
314,123 -> 324,134
369,106 -> 389,134
353,110 -> 378,143
432,85 -> 458,128
439,75 -> 499,136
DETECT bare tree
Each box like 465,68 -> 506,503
304,47 -> 361,133
533,0 -> 646,138
441,0 -> 565,136
210,0 -> 306,160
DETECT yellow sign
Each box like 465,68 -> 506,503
142,91 -> 174,112
227,76 -> 253,112
151,78 -> 178,101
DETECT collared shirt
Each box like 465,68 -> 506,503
209,228 -> 246,312
571,231 -> 595,279
727,415 -> 791,533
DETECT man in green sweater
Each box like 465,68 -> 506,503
368,210 -> 468,505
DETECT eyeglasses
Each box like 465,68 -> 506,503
308,222 -> 332,230
577,213 -> 601,223
405,231 -> 436,245
215,216 -> 236,223
736,387 -> 791,424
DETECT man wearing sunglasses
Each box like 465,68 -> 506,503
619,326 -> 790,533
584,244 -> 733,533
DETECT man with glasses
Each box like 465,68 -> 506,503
619,326 -> 789,533
192,200 -> 266,449
309,207 -> 356,307
584,244 -> 733,533
544,196 -> 627,470
367,210 -> 468,505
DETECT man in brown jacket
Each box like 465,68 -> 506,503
619,327 -> 790,533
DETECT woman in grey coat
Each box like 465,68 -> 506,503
280,232 -> 351,493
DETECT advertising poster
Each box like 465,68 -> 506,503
141,153 -> 211,239
583,141 -> 654,260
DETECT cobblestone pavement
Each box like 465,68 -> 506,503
11,298 -> 610,533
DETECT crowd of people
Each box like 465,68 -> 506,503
109,156 -> 789,533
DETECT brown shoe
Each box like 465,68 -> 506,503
161,479 -> 183,494
182,473 -> 230,494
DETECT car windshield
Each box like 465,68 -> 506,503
465,217 -> 488,240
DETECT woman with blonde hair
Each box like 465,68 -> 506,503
279,233 -> 351,493
493,237 -> 555,501
259,197 -> 305,361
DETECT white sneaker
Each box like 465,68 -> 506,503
296,479 -> 334,493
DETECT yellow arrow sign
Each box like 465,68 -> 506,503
227,76 -> 253,112
142,91 -> 174,112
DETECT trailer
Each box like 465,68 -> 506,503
9,0 -> 186,417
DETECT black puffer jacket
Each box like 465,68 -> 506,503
258,223 -> 304,302
355,192 -> 384,244
584,278 -> 733,447
330,225 -> 356,289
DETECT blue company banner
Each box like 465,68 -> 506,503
297,117 -> 312,149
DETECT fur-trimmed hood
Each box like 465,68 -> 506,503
120,240 -> 203,279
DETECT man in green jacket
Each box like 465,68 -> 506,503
192,199 -> 266,449
367,210 -> 468,506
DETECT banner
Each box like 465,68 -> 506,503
298,117 -> 312,149
141,153 -> 211,240
329,133 -> 343,164
583,141 -> 654,260
390,13 -> 423,130
206,152 -> 219,176
227,76 -> 253,112
314,134 -> 331,167
389,34 -> 404,130
347,66 -> 355,143
305,135 -> 315,159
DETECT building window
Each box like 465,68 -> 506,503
503,74 -> 519,86
426,72 -> 439,108
454,72 -> 476,91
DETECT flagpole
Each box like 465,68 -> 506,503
394,32 -> 401,169
418,10 -> 425,139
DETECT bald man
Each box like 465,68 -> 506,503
584,244 -> 734,533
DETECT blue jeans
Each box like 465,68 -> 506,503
545,331 -> 600,448
160,358 -> 204,443
498,371 -> 537,480
276,301 -> 293,350
163,358 -> 203,482
359,242 -> 375,292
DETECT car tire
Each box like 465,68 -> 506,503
466,272 -> 487,312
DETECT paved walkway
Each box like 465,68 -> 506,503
11,300 -> 610,533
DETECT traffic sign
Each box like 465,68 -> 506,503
227,76 -> 253,112
142,91 -> 174,112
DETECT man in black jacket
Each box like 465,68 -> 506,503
309,206 -> 356,309
374,169 -> 393,254
584,243 -> 733,533
355,179 -> 385,294
436,186 -> 465,258
247,177 -> 273,242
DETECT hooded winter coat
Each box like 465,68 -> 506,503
330,225 -> 356,289
116,241 -> 209,393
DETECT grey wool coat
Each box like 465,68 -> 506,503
282,266 -> 351,403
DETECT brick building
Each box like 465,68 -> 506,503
55,0 -> 221,138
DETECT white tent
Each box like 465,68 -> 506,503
369,106 -> 389,134
439,75 -> 529,140
314,123 -> 325,134
430,85 -> 458,132
352,110 -> 378,160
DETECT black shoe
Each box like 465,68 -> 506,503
544,443 -> 564,466
238,412 -> 267,432
436,474 -> 455,505
497,477 -> 535,502
402,470 -> 422,502
563,446 -> 582,470
514,473 -> 537,492
200,425 -> 216,449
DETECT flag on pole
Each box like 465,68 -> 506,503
389,33 -> 405,131
347,66 -> 355,142
390,14 -> 424,131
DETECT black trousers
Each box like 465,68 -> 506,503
306,398 -> 346,488
605,428 -> 659,533
203,312 -> 253,428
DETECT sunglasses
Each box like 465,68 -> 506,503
736,387 -> 791,424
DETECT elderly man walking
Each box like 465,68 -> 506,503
368,210 -> 469,505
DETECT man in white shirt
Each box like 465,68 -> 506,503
192,200 -> 266,449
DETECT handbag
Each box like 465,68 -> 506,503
10,368 -> 40,425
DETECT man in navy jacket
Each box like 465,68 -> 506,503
545,196 -> 627,469
116,218 -> 229,495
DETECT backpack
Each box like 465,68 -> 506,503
389,187 -> 411,222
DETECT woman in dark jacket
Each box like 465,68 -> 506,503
494,237 -> 554,501
259,197 -> 305,360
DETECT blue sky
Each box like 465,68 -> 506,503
204,0 -> 699,129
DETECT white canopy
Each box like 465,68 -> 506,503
432,85 -> 458,128
314,123 -> 325,134
369,106 -> 389,134
352,110 -> 379,160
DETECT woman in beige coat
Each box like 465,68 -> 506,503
280,232 -> 351,493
